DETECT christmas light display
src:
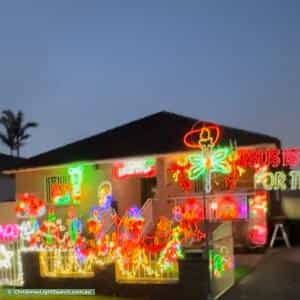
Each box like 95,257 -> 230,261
209,247 -> 234,279
248,193 -> 268,246
68,165 -> 84,205
114,210 -> 182,283
237,148 -> 281,168
19,220 -> 35,242
19,219 -> 39,249
113,158 -> 156,179
214,195 -> 247,221
257,170 -> 300,191
248,224 -> 267,246
168,158 -> 192,192
51,183 -> 72,206
183,123 -> 232,193
224,151 -> 245,190
183,124 -> 221,149
254,165 -> 268,188
172,198 -> 206,243
0,245 -> 13,269
15,193 -> 46,218
65,206 -> 83,245
39,249 -> 95,278
188,147 -> 232,193
0,241 -> 23,286
0,224 -> 20,243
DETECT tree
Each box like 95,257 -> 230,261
0,110 -> 38,157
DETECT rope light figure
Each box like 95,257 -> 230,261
184,124 -> 232,193
172,198 -> 206,243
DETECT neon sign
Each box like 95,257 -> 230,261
113,158 -> 156,179
68,166 -> 84,204
51,183 -> 72,206
184,123 -> 232,193
0,224 -> 20,243
183,125 -> 221,149
168,158 -> 192,192
237,147 -> 300,168
15,193 -> 46,218
256,170 -> 300,191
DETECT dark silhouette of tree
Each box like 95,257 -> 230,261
0,110 -> 38,157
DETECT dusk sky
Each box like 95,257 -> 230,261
0,1 -> 299,157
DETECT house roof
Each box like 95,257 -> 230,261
0,153 -> 26,172
4,111 -> 281,172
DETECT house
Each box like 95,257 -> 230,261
0,111 -> 285,295
3,111 -> 281,246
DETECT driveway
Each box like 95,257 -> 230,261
222,248 -> 300,300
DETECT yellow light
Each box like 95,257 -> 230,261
39,250 -> 95,278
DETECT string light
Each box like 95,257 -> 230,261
168,158 -> 192,192
0,241 -> 24,286
248,192 -> 268,246
0,245 -> 13,269
16,193 -> 46,218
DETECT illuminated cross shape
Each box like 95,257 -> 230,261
0,245 -> 13,269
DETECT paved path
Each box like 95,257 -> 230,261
222,248 -> 300,300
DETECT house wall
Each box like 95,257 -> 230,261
0,174 -> 16,201
15,163 -> 143,221
0,201 -> 17,224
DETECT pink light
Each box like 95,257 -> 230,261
0,224 -> 20,243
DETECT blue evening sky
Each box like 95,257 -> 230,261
0,0 -> 299,157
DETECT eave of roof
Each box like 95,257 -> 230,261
3,111 -> 281,173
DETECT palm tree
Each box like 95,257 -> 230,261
0,110 -> 38,157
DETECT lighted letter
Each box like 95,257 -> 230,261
274,171 -> 287,190
289,170 -> 300,190
262,172 -> 275,191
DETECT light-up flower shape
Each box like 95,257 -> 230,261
188,147 -> 232,180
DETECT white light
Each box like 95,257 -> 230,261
0,245 -> 13,269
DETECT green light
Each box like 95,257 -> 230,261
188,147 -> 232,181
68,165 -> 84,205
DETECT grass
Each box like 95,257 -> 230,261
0,289 -> 128,300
